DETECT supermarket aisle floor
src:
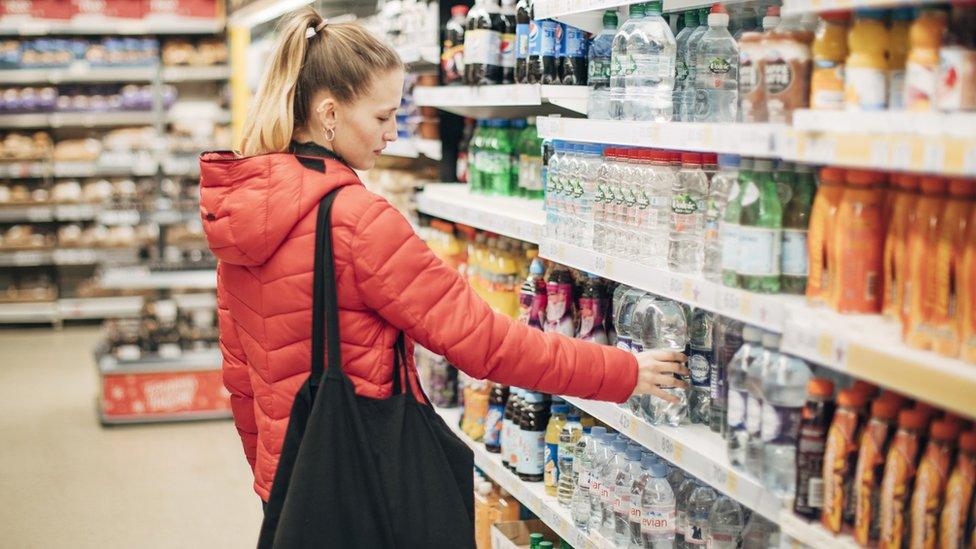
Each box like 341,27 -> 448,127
0,326 -> 262,548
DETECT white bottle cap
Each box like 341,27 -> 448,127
762,14 -> 780,29
708,12 -> 729,27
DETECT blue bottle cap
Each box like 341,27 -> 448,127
567,413 -> 581,422
650,461 -> 669,477
626,446 -> 643,461
529,258 -> 545,275
552,404 -> 570,414
590,426 -> 608,438
612,439 -> 629,452
717,154 -> 740,167
854,8 -> 887,19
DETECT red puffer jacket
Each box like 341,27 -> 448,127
199,145 -> 637,501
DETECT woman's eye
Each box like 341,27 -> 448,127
378,116 -> 390,122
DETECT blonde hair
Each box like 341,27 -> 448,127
239,8 -> 402,156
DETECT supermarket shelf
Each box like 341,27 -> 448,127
0,111 -> 157,129
53,160 -> 159,178
417,184 -> 546,244
782,0 -> 943,15
398,45 -> 440,68
535,0 -> 753,31
778,511 -> 859,549
99,267 -> 216,290
781,306 -> 976,420
229,0 -> 314,27
162,65 -> 232,82
564,397 -> 784,522
0,65 -> 156,84
0,204 -> 56,222
98,348 -> 222,375
0,248 -> 132,267
537,116 -> 783,158
383,138 -> 442,161
0,18 -> 224,36
0,301 -> 58,324
415,85 -> 588,119
166,109 -> 232,125
540,239 -> 797,332
0,161 -> 48,178
57,296 -> 144,320
435,406 -> 614,549
98,407 -> 232,425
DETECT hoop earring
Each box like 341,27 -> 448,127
325,127 -> 335,142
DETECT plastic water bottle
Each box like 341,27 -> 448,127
680,9 -> 710,121
623,1 -> 676,121
636,297 -> 689,426
685,484 -> 717,547
727,326 -> 762,469
711,317 -> 743,435
745,331 -> 781,479
610,3 -> 645,120
600,439 -> 629,536
613,446 -> 643,545
688,308 -> 714,425
587,10 -> 618,119
761,352 -> 812,497
668,152 -> 708,274
675,477 -> 697,546
693,5 -> 739,123
740,512 -> 780,548
640,459 -> 676,548
672,10 -> 699,121
577,144 -> 602,247
572,425 -> 605,529
706,494 -> 744,548
721,157 -> 749,288
629,453 -> 655,547
644,150 -> 674,267
588,430 -> 613,532
544,140 -> 563,239
557,411 -> 583,506
704,154 -> 740,282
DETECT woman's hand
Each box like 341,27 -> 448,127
631,350 -> 689,404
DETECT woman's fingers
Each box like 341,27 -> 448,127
648,350 -> 687,363
648,385 -> 680,404
654,374 -> 689,390
653,361 -> 690,377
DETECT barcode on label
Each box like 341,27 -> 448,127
808,478 -> 824,508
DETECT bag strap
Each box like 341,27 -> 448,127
311,189 -> 408,396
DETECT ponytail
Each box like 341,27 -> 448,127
239,8 -> 402,157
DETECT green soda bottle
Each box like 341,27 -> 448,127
493,119 -> 516,196
737,158 -> 783,293
721,157 -> 750,288
780,162 -> 815,294
482,120 -> 498,195
509,119 -> 525,197
469,120 -> 485,193
529,533 -> 544,549
518,118 -> 545,199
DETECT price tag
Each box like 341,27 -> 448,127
12,251 -> 46,266
657,436 -> 682,462
738,292 -> 753,316
618,410 -> 632,432
890,138 -> 914,172
54,249 -> 97,265
26,207 -> 52,221
721,290 -> 741,314
711,464 -> 728,488
815,333 -> 835,362
923,140 -> 947,173
869,139 -> 888,166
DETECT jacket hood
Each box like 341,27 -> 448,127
198,151 -> 359,267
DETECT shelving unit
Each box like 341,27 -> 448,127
417,184 -> 545,244
98,267 -> 217,291
383,138 -> 443,161
534,0 -> 752,32
778,511 -> 860,549
415,85 -> 588,119
781,0 -> 943,15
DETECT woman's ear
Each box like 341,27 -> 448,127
315,97 -> 337,132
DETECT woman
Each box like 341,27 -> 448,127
199,8 -> 687,508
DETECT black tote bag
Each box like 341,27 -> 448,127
257,188 -> 474,548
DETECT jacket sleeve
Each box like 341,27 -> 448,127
350,197 -> 637,403
216,263 -> 258,471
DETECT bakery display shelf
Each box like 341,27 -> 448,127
0,204 -> 56,222
0,300 -> 58,324
416,183 -> 545,245
536,116 -> 783,158
57,295 -> 144,320
539,239 -> 797,332
0,65 -> 156,85
436,406 -> 615,549
161,65 -> 232,82
166,110 -> 232,125
97,347 -> 222,375
98,267 -> 216,290
414,85 -> 588,119
0,160 -> 48,179
52,160 -> 159,179
778,511 -> 859,549
0,111 -> 157,130
0,19 -> 224,36
563,397 -> 784,522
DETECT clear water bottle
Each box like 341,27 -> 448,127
645,149 -> 674,267
560,143 -> 580,242
601,439 -> 629,536
705,494 -> 744,548
711,317 -> 743,435
618,149 -> 641,256
610,3 -> 645,120
680,9 -> 710,121
587,10 -> 618,119
576,144 -> 601,245
614,446 -> 643,545
672,10 -> 699,121
727,326 -> 762,469
594,148 -> 615,250
636,297 -> 689,426
693,5 -> 739,123
675,477 -> 698,547
668,152 -> 708,274
589,430 -> 614,533
544,140 -> 564,239
641,459 -> 676,548
629,453 -> 656,547
557,411 -> 583,506
745,331 -> 780,479
688,308 -> 714,425
740,511 -> 780,548
573,425 -> 605,529
623,1 -> 676,121
704,154 -> 740,282
761,352 -> 812,497
685,483 -> 717,547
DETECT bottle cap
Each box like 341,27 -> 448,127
753,158 -> 774,171
960,431 -> 976,453
552,404 -> 569,414
626,446 -> 643,461
820,167 -> 846,185
807,378 -> 835,398
892,173 -> 920,191
643,1 -> 663,15
629,2 -> 645,16
878,391 -> 908,408
650,461 -> 669,477
478,481 -> 493,495
603,9 -> 619,27
567,413 -> 581,422
451,5 -> 469,16
915,402 -> 938,421
898,409 -> 929,430
931,420 -> 962,441
681,152 -> 703,165
855,8 -> 887,19
837,388 -> 867,408
612,439 -> 629,452
703,153 -> 718,165
539,542 -> 554,549
708,4 -> 729,26
871,398 -> 900,421
717,154 -> 740,168
742,325 -> 762,342
851,380 -> 879,398
529,258 -> 545,275
846,169 -> 885,186
641,453 -> 657,469
591,426 -> 607,438
683,10 -> 698,26
948,178 -> 976,198
891,7 -> 915,21
529,533 -> 545,544
761,331 -> 781,348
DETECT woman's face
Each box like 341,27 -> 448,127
328,68 -> 404,170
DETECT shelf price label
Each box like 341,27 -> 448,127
656,436 -> 683,462
617,409 -> 638,438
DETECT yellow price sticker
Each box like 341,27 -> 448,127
726,473 -> 738,493
816,334 -> 835,362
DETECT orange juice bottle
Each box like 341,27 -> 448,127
962,201 -> 976,363
879,409 -> 930,549
822,389 -> 868,533
883,174 -> 921,319
930,179 -> 975,356
474,481 -> 498,549
940,431 -> 976,548
808,167 -> 847,304
888,8 -> 914,109
811,11 -> 850,110
832,169 -> 886,313
845,9 -> 890,111
854,398 -> 902,545
905,177 -> 949,348
910,420 -> 962,549
905,7 -> 949,111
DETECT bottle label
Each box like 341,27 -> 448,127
709,57 -> 732,75
905,60 -> 938,110
501,32 -> 516,69
760,402 -> 802,444
745,395 -> 762,436
564,25 -> 586,59
685,521 -> 706,545
688,352 -> 711,387
672,193 -> 699,215
540,20 -> 560,57
517,429 -> 545,475
640,503 -> 676,536
578,469 -> 592,492
612,488 -> 631,514
720,222 -> 739,272
737,226 -> 782,277
589,58 -> 610,85
515,23 -> 530,60
764,59 -> 794,95
577,297 -> 608,344
441,42 -> 465,83
544,442 -> 559,487
631,52 -> 670,79
811,62 -> 845,110
464,29 -> 501,66
739,59 -> 757,95
727,388 -> 747,430
544,281 -> 575,336
936,47 -> 976,111
616,336 -> 632,353
706,527 -> 741,549
845,67 -> 887,110
484,403 -> 505,447
781,228 -> 808,277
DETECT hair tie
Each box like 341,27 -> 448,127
306,19 -> 328,39
316,19 -> 328,32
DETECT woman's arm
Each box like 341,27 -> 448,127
350,197 -> 639,402
216,263 -> 259,471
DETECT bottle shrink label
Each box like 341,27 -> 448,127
465,29 -> 501,66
